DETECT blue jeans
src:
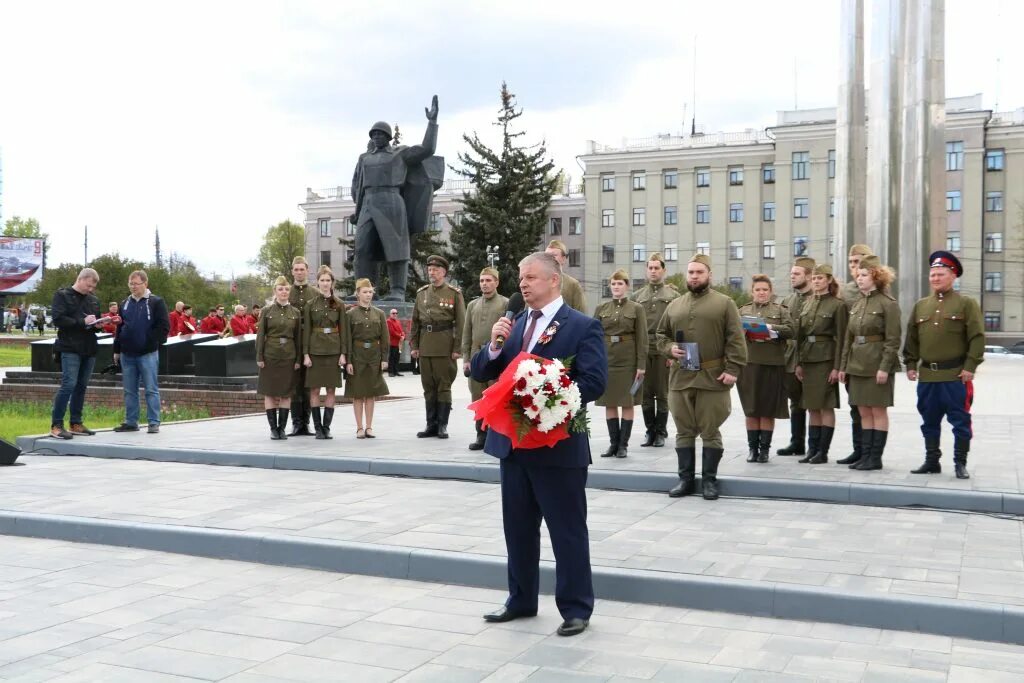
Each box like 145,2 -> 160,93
121,351 -> 161,426
51,353 -> 96,426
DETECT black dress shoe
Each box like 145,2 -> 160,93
483,606 -> 536,623
557,618 -> 589,637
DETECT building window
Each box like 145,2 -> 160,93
985,232 -> 1003,253
794,198 -> 809,218
664,170 -> 678,189
728,166 -> 744,185
794,236 -> 809,256
762,240 -> 776,259
569,216 -> 582,235
318,218 -> 331,237
728,277 -> 743,291
828,149 -> 836,179
601,174 -> 615,191
986,191 -> 1003,212
829,236 -> 836,256
320,250 -> 331,267
729,203 -> 744,222
696,204 -> 710,224
762,164 -> 776,184
946,141 -> 964,171
602,209 -> 615,228
633,244 -> 646,262
664,243 -> 679,261
946,231 -> 961,252
602,283 -> 612,298
632,207 -> 646,226
550,217 -> 562,235
696,241 -> 710,256
632,172 -> 646,191
792,151 -> 809,180
762,202 -> 776,222
346,217 -> 356,236
602,245 -> 615,263
984,272 -> 1003,292
632,278 -> 646,291
664,206 -> 678,225
453,211 -> 464,226
729,241 -> 744,260
946,190 -> 961,212
429,213 -> 441,231
345,248 -> 356,264
986,148 -> 1005,171
696,167 -> 710,188
985,312 -> 1002,332
568,248 -> 580,267
828,196 -> 835,218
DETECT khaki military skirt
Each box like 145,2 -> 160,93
305,354 -> 343,389
800,361 -> 841,410
258,358 -> 297,397
596,366 -> 642,407
344,363 -> 390,398
737,363 -> 789,418
848,373 -> 895,407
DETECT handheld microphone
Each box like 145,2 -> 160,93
495,292 -> 525,349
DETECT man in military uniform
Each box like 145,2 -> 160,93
462,267 -> 508,450
836,243 -> 874,464
351,96 -> 440,301
412,254 -> 465,438
903,251 -> 985,479
656,254 -> 746,500
777,256 -> 816,456
288,256 -> 317,435
544,240 -> 587,313
630,252 -> 680,447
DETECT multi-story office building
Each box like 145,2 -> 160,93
578,95 -> 1024,334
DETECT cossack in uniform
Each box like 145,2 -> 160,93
737,298 -> 793,464
303,294 -> 348,390
288,281 -> 318,434
257,302 -> 302,398
462,291 -> 508,450
630,281 -> 680,446
344,303 -> 391,399
593,297 -> 648,459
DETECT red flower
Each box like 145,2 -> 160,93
521,394 -> 534,407
515,378 -> 527,391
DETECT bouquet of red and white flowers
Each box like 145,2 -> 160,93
469,351 -> 588,449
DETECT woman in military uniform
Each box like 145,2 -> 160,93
839,255 -> 901,471
737,275 -> 793,463
344,278 -> 390,438
303,266 -> 348,440
795,264 -> 848,464
594,269 -> 648,458
256,276 -> 302,440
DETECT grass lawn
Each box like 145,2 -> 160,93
0,400 -> 211,442
0,346 -> 31,368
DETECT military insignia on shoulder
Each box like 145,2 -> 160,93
417,284 -> 429,292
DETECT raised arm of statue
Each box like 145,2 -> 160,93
404,95 -> 439,166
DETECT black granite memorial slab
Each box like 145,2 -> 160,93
31,334 -> 111,373
193,334 -> 257,377
159,333 -> 219,375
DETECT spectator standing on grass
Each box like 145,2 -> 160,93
112,270 -> 170,434
49,268 -> 104,439
34,309 -> 45,335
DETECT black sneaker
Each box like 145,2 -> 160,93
113,423 -> 140,432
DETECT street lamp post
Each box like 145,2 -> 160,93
486,245 -> 500,269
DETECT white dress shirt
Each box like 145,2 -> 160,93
489,296 -> 564,358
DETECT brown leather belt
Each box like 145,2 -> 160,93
920,357 -> 965,371
700,357 -> 724,370
605,334 -> 634,343
853,335 -> 884,344
805,335 -> 834,343
423,322 -> 454,332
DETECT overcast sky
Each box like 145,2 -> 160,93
1,0 -> 1020,278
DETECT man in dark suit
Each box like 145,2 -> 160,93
471,252 -> 608,637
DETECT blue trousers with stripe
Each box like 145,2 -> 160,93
916,380 -> 973,442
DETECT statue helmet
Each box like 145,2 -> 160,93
368,121 -> 393,140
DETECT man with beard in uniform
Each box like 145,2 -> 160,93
836,244 -> 874,464
544,240 -> 587,313
462,267 -> 508,450
412,254 -> 465,439
656,253 -> 746,500
630,252 -> 680,447
776,256 -> 816,456
288,256 -> 317,436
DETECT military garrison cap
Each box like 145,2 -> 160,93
859,254 -> 881,271
688,253 -> 712,269
812,264 -> 833,277
929,250 -> 963,277
426,254 -> 449,270
848,244 -> 874,257
794,256 -> 816,270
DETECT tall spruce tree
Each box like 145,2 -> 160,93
448,82 -> 558,299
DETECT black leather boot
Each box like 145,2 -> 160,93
616,419 -> 633,458
777,409 -> 806,455
437,403 -> 452,439
469,420 -> 486,451
668,447 -> 696,497
276,408 -> 289,439
701,447 -> 724,500
911,437 -> 942,474
954,438 -> 970,479
288,399 -> 311,436
322,407 -> 334,439
799,426 -> 821,463
416,401 -> 439,438
312,407 -> 326,440
836,424 -> 863,465
640,407 -> 656,447
745,429 -> 759,463
808,426 -> 832,464
654,411 -> 668,447
601,419 -> 620,458
267,409 -> 281,440
853,429 -> 882,470
757,430 -> 772,463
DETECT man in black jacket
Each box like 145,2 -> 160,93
112,270 -> 170,434
49,268 -> 104,439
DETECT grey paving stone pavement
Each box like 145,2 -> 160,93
2,536 -> 1024,682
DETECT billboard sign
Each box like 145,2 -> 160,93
0,237 -> 44,295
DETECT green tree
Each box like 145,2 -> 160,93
2,216 -> 50,258
447,82 -> 558,299
252,220 -> 305,283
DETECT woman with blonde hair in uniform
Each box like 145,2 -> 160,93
303,265 -> 348,439
256,276 -> 302,439
344,278 -> 390,438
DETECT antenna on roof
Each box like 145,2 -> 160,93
691,34 -> 698,136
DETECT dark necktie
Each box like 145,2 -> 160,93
522,310 -> 544,351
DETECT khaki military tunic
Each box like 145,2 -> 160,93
736,301 -> 793,418
796,293 -> 848,410
561,273 -> 587,313
902,290 -> 985,383
289,282 -> 317,401
780,289 -> 813,410
302,295 -> 348,390
411,281 -> 466,404
344,305 -> 390,398
462,293 -> 508,401
594,298 -> 648,407
256,301 -> 301,397
840,289 -> 901,407
840,280 -> 861,311
655,288 -> 746,448
631,281 -> 681,413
